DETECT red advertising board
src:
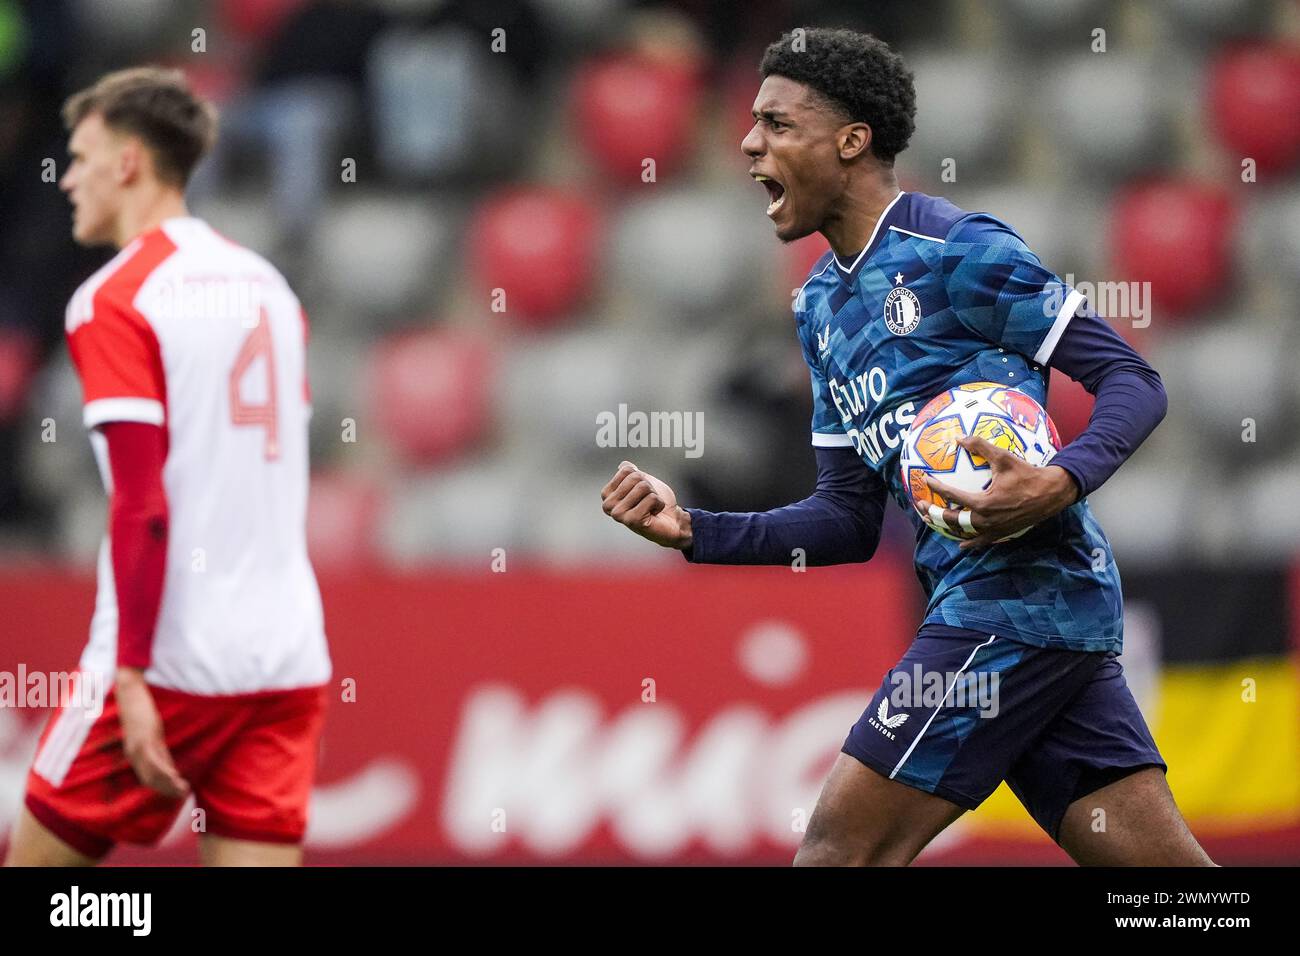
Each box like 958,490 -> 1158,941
2,564 -> 1296,864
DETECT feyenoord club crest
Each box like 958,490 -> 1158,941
884,285 -> 922,335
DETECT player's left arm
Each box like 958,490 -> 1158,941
103,421 -> 169,672
930,215 -> 1167,548
102,420 -> 189,798
1037,306 -> 1167,499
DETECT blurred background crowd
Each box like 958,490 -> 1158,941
0,0 -> 1298,574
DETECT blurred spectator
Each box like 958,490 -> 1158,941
196,0 -> 390,252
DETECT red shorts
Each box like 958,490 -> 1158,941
24,680 -> 328,858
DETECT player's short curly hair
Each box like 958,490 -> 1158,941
759,27 -> 916,164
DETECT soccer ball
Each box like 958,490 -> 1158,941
899,381 -> 1061,541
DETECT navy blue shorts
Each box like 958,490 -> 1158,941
842,623 -> 1166,842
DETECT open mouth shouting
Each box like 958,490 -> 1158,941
753,173 -> 787,218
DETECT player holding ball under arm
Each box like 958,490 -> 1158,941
601,28 -> 1214,867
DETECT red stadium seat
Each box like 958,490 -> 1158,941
365,328 -> 493,465
1046,369 -> 1093,448
220,0 -> 309,43
468,186 -> 600,326
1208,43 -> 1300,177
173,61 -> 243,108
1108,179 -> 1235,320
725,62 -> 766,154
1048,320 -> 1152,447
571,52 -> 702,186
306,471 -> 383,571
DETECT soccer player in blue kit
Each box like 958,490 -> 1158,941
600,28 -> 1215,866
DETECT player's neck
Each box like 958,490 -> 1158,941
821,170 -> 901,260
112,189 -> 190,249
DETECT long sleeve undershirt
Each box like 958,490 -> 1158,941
103,421 -> 170,669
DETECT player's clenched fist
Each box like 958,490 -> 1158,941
600,461 -> 693,550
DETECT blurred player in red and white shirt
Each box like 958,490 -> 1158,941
4,68 -> 330,867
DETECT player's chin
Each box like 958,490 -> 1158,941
76,222 -> 111,248
70,215 -> 96,246
773,210 -> 815,243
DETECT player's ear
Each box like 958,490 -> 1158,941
838,122 -> 872,161
115,136 -> 143,186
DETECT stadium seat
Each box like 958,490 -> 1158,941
904,53 -> 1014,176
1239,453 -> 1300,559
1164,0 -> 1258,32
23,358 -> 91,501
1155,318 -> 1287,451
495,327 -> 659,464
364,328 -> 493,466
175,58 -> 243,107
1236,185 -> 1300,287
379,460 -> 527,564
784,233 -> 831,293
72,0 -> 173,49
28,359 -> 117,561
1207,43 -> 1300,177
303,330 -> 364,451
529,0 -> 622,41
1107,179 -> 1235,320
954,186 -> 1085,276
306,471 -> 383,571
610,187 -> 767,319
0,327 -> 35,424
724,63 -> 762,155
1048,55 -> 1166,174
219,0 -> 309,43
1088,458 -> 1198,564
311,196 -> 452,317
996,0 -> 1103,33
529,466 -> 690,566
192,195 -> 282,262
571,52 -> 702,186
468,186 -> 600,327
1046,368 -> 1093,448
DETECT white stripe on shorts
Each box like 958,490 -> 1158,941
32,674 -> 100,787
889,633 -> 998,780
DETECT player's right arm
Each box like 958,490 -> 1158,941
600,447 -> 886,565
600,303 -> 888,565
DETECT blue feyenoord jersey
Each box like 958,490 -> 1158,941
795,191 -> 1122,652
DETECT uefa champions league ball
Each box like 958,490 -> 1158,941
899,381 -> 1062,541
